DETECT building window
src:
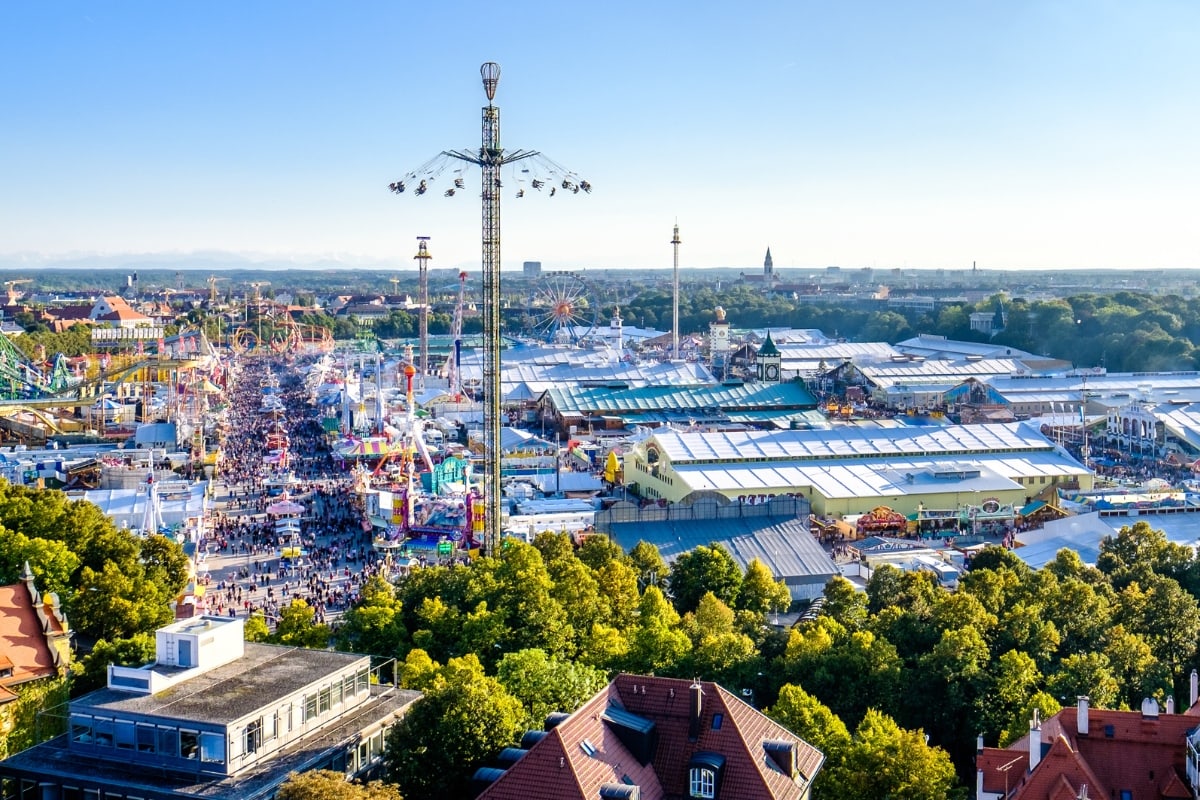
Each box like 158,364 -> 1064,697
305,693 -> 318,721
93,719 -> 114,748
357,667 -> 370,694
333,680 -> 344,707
136,724 -> 156,753
266,712 -> 278,741
244,719 -> 263,755
70,717 -> 92,744
689,768 -> 715,799
200,732 -> 225,763
180,730 -> 200,760
344,674 -> 357,699
115,720 -> 135,750
319,687 -> 332,714
158,728 -> 179,757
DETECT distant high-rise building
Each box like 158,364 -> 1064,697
523,261 -> 541,278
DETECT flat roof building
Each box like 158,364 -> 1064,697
623,422 -> 1092,518
0,616 -> 419,800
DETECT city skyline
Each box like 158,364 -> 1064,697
2,1 -> 1198,272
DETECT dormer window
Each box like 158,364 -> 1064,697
687,752 -> 725,799
688,767 -> 716,799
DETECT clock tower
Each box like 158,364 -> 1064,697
756,331 -> 782,383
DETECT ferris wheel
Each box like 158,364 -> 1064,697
528,272 -> 598,344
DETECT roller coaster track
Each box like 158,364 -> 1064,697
0,357 -> 209,436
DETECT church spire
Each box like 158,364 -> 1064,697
764,247 -> 774,279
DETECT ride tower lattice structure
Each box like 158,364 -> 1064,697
414,237 -> 431,392
388,61 -> 590,556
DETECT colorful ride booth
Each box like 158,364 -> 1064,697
854,506 -> 909,538
364,453 -> 483,566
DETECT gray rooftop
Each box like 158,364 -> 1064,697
74,643 -> 365,725
605,516 -> 838,586
2,685 -> 420,800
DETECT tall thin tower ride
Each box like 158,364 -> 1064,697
388,62 -> 589,556
414,236 -> 431,391
671,223 -> 681,360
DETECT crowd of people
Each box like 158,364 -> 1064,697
203,356 -> 388,628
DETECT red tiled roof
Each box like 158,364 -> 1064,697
97,308 -> 152,322
42,304 -> 93,321
0,581 -> 60,687
982,704 -> 1197,800
478,674 -> 823,800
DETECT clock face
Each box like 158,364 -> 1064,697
766,364 -> 779,380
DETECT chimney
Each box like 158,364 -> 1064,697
1029,708 -> 1042,771
976,733 -> 984,753
688,680 -> 703,742
1166,695 -> 1176,714
1191,670 -> 1198,708
1077,696 -> 1089,735
976,769 -> 984,800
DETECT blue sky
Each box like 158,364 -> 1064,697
1,1 -> 1197,272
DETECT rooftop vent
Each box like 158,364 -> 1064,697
495,748 -> 528,768
471,767 -> 507,796
599,785 -> 641,800
520,730 -> 547,749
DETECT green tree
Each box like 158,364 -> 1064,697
998,691 -> 1062,747
593,559 -> 641,631
384,655 -> 523,799
1116,575 -> 1200,678
484,542 -> 573,657
737,559 -> 792,617
578,622 -> 630,672
819,576 -> 867,630
1046,652 -> 1121,709
138,534 -> 191,596
271,599 -> 332,649
72,561 -> 173,641
626,586 -> 691,674
277,769 -> 403,800
396,649 -> 440,691
628,540 -> 668,589
767,684 -> 852,800
244,612 -> 271,642
575,535 -> 628,571
981,649 -> 1041,742
0,527 -> 79,595
669,543 -> 742,614
496,648 -> 608,730
841,710 -> 958,800
1102,624 -> 1170,707
336,575 -> 406,658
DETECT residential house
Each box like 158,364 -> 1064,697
474,674 -> 824,800
977,693 -> 1199,800
89,297 -> 153,330
0,563 -> 71,759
